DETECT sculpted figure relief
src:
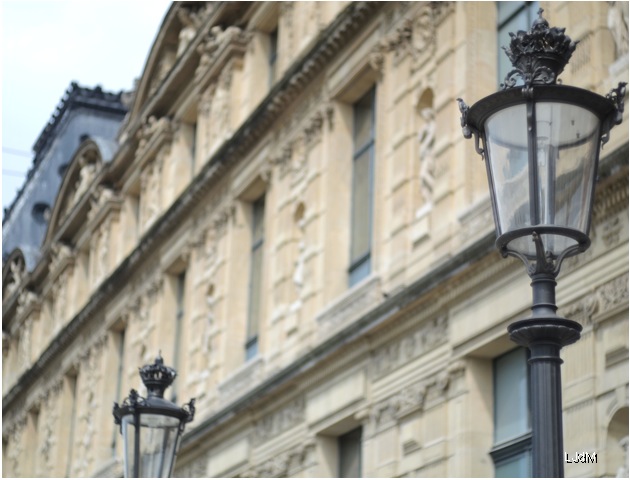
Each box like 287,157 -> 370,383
418,107 -> 436,206
609,1 -> 629,57
73,159 -> 96,202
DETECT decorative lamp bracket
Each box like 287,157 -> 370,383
457,98 -> 484,159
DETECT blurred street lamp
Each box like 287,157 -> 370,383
113,355 -> 195,478
458,9 -> 626,478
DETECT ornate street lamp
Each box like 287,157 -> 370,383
458,9 -> 626,478
113,355 -> 195,478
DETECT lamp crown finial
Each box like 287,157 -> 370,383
501,9 -> 578,90
139,355 -> 177,398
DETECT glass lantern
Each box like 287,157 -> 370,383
113,356 -> 195,478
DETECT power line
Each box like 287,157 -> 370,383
2,147 -> 32,157
3,169 -> 27,177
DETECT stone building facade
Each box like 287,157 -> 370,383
2,2 -> 628,478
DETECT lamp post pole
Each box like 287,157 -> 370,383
458,9 -> 626,478
508,236 -> 581,477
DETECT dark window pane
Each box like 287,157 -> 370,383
494,348 -> 529,443
247,196 -> 265,356
339,427 -> 362,478
496,450 -> 531,477
350,149 -> 371,262
353,91 -> 374,152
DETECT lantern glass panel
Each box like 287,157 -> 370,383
485,101 -> 601,258
485,104 -> 530,234
121,415 -> 137,479
121,412 -> 182,478
139,413 -> 182,478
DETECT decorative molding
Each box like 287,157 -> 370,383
243,439 -> 316,478
253,396 -> 306,446
372,315 -> 448,379
592,167 -> 628,224
174,454 -> 208,478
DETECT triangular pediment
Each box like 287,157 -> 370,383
128,3 -> 213,127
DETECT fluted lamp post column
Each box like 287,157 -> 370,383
458,9 -> 626,478
113,355 -> 195,478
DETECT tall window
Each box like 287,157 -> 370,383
246,196 -> 265,360
339,427 -> 362,477
349,88 -> 375,287
497,2 -> 539,86
111,328 -> 126,454
64,373 -> 78,477
491,348 -> 532,477
268,28 -> 278,86
172,271 -> 186,402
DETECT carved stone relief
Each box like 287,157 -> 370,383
608,1 -> 629,58
176,5 -> 211,56
38,389 -> 61,474
87,186 -> 116,222
50,242 -> 73,277
195,26 -> 249,81
369,362 -> 463,433
418,107 -> 436,207
90,218 -> 111,284
140,158 -> 163,228
563,273 -> 629,326
72,340 -> 105,477
72,153 -> 98,204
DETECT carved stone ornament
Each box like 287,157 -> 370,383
16,289 -> 39,318
136,116 -> 172,158
563,273 -> 629,326
4,256 -> 25,296
370,367 -> 455,431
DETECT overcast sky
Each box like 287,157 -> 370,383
2,0 -> 173,211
